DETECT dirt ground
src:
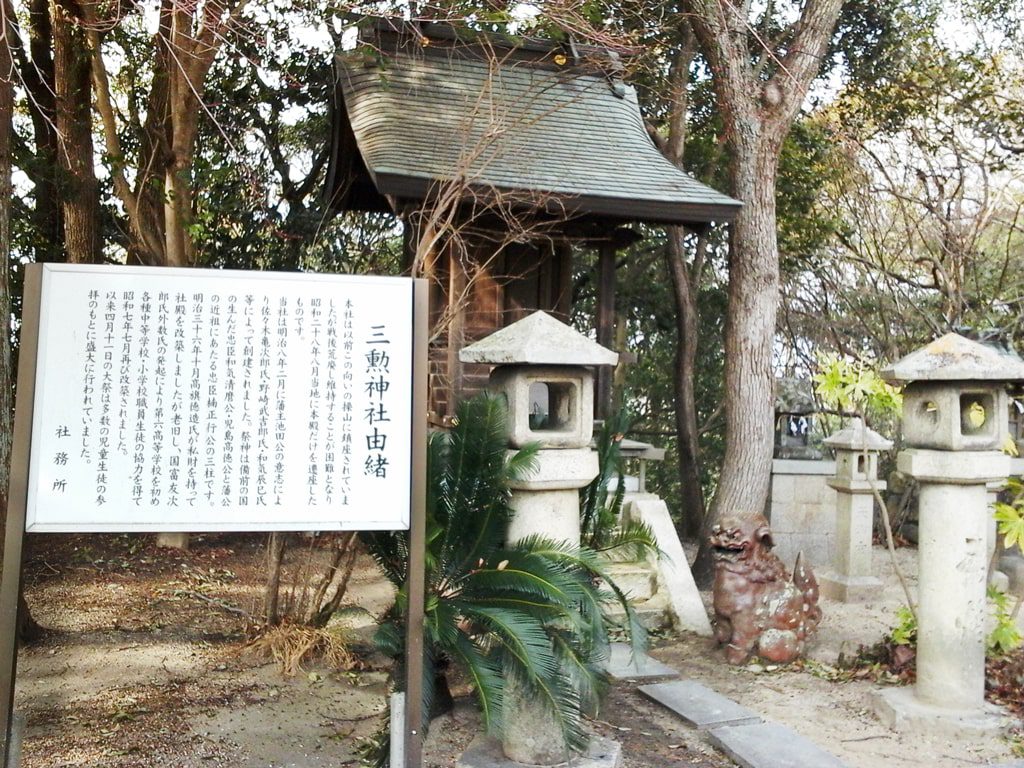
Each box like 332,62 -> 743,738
9,533 -> 1024,768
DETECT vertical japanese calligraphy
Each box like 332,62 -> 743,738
25,265 -> 415,532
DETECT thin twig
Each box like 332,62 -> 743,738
178,589 -> 254,619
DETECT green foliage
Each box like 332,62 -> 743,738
887,589 -> 1022,656
987,585 -> 1022,656
813,353 -> 902,418
889,606 -> 918,646
580,409 -> 630,550
995,501 -> 1024,553
361,394 -> 648,767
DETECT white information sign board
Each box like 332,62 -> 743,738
24,264 -> 415,532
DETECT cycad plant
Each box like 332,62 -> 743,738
580,408 -> 631,550
360,393 -> 652,766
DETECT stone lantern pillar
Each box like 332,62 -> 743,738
819,418 -> 892,602
875,333 -> 1024,734
459,311 -> 621,768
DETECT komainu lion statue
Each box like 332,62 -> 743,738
710,513 -> 821,664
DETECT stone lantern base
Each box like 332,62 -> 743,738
458,735 -> 621,768
873,687 -> 1008,739
818,572 -> 883,603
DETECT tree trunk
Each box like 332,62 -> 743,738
666,228 -> 706,539
682,0 -> 844,585
264,533 -> 287,625
0,8 -> 41,641
23,0 -> 63,263
692,130 -> 782,583
656,25 -> 709,540
52,0 -> 100,264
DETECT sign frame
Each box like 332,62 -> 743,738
0,265 -> 429,768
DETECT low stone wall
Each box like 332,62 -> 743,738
767,459 -> 837,570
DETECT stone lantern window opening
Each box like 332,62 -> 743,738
527,380 -> 577,433
959,392 -> 994,438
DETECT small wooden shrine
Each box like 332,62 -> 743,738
326,17 -> 740,420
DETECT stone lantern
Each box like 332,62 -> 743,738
460,311 -> 617,547
459,310 -> 621,768
819,418 -> 892,602
875,333 -> 1024,734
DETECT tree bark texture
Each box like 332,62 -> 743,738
0,6 -> 41,640
264,532 -> 287,625
85,0 -> 249,266
52,0 -> 100,263
682,0 -> 844,583
666,228 -> 706,539
658,23 -> 708,539
8,0 -> 65,263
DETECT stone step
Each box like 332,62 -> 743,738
604,643 -> 679,681
603,589 -> 672,630
639,680 -> 761,730
708,722 -> 848,768
602,561 -> 657,602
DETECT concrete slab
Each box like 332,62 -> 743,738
707,721 -> 848,768
457,734 -> 621,768
872,686 -> 1010,739
638,680 -> 760,730
604,643 -> 678,681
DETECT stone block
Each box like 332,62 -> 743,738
604,643 -> 679,681
707,721 -> 848,768
770,475 -> 795,503
624,498 -> 712,636
818,571 -> 883,603
898,449 -> 1010,485
603,562 -> 656,602
771,459 -> 836,476
872,687 -> 1009,739
508,489 -> 580,545
156,532 -> 190,549
639,680 -> 760,730
772,532 -> 832,572
507,448 -> 598,491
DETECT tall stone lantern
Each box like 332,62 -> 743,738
876,333 -> 1024,734
460,311 -> 618,550
819,418 -> 892,602
459,311 -> 621,768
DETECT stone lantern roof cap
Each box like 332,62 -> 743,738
459,311 -> 618,366
881,333 -> 1024,384
823,417 -> 893,451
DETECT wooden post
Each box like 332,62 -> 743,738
596,243 -> 616,420
446,248 -> 467,417
1,266 -> 43,768
404,279 -> 429,768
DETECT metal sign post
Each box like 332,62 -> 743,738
0,265 -> 428,768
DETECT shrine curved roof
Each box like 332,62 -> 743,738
326,18 -> 741,226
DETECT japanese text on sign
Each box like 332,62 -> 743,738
26,265 -> 415,532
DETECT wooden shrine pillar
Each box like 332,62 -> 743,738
596,242 -> 616,421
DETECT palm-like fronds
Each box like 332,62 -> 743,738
361,393 -> 651,767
